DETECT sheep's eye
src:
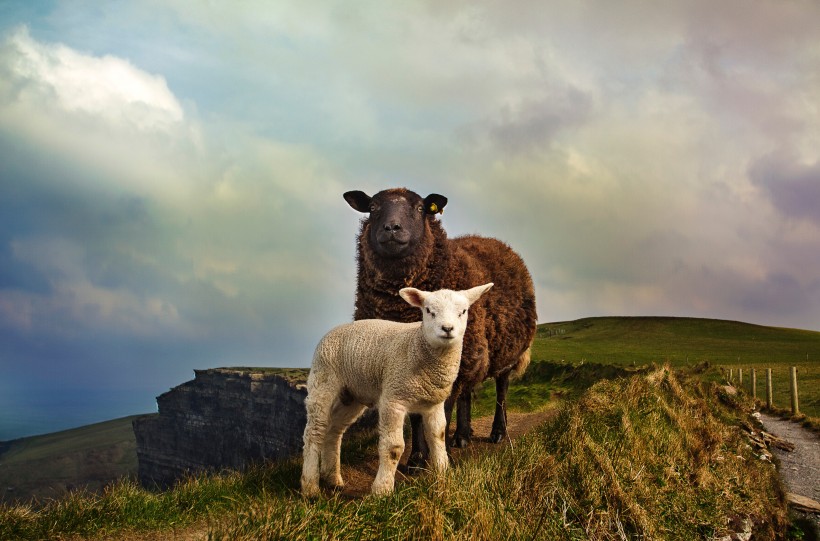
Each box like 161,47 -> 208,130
416,205 -> 424,213
461,309 -> 467,316
369,203 -> 377,212
426,307 -> 435,318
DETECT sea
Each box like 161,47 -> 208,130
0,387 -> 158,442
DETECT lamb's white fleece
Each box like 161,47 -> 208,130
301,283 -> 492,496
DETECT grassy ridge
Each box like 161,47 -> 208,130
0,367 -> 788,540
534,316 -> 820,366
0,416 -> 139,504
532,317 -> 820,417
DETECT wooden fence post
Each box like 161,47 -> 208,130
751,369 -> 757,400
729,368 -> 733,382
739,368 -> 743,386
766,368 -> 772,409
789,366 -> 800,416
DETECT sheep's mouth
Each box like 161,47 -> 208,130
374,236 -> 410,256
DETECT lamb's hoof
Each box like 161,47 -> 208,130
489,429 -> 506,443
452,434 -> 471,448
405,452 -> 428,475
301,483 -> 321,498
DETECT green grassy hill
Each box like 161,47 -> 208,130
534,316 -> 820,366
528,316 -> 820,417
0,416 -> 139,504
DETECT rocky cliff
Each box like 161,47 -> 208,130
133,367 -> 310,487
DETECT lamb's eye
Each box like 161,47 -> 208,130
416,205 -> 424,213
461,309 -> 467,316
369,203 -> 377,212
426,307 -> 435,318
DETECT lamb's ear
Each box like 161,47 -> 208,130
399,287 -> 427,308
344,191 -> 372,213
423,193 -> 448,215
463,283 -> 493,306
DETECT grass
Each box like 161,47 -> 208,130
0,367 -> 790,540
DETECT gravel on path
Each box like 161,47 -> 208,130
757,412 -> 820,528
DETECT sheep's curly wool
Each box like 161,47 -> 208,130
349,188 -> 537,447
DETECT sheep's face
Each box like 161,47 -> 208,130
344,188 -> 448,259
399,284 -> 494,349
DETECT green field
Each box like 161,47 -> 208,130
0,416 -> 139,504
529,316 -> 820,417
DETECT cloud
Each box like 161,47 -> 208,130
5,25 -> 183,131
749,152 -> 820,226
0,26 -> 354,382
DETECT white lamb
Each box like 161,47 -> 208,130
300,283 -> 493,496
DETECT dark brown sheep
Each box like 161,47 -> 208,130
343,187 -> 537,468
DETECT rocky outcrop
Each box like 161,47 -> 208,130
133,367 -> 309,487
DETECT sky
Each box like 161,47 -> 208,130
1,1 -> 819,438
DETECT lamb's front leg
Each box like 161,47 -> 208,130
372,404 -> 406,495
421,405 -> 448,473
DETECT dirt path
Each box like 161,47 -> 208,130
338,408 -> 556,498
757,412 -> 820,526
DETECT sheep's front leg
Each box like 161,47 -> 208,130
489,374 -> 510,443
372,404 -> 406,496
421,405 -> 448,474
452,389 -> 473,448
406,413 -> 429,474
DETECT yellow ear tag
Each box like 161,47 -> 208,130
429,203 -> 438,213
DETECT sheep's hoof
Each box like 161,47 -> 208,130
452,434 -> 471,448
405,452 -> 428,475
489,429 -> 506,443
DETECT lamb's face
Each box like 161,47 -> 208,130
419,290 -> 471,348
399,283 -> 493,349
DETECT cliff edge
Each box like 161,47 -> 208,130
133,367 -> 309,487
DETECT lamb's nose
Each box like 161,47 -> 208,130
383,223 -> 402,232
441,325 -> 454,334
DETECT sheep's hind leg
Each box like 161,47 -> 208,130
320,395 -> 366,489
489,374 -> 510,443
405,413 -> 430,474
372,405 -> 406,495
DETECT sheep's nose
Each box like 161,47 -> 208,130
441,325 -> 454,334
383,222 -> 402,232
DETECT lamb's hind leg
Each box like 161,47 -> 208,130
301,388 -> 332,497
489,374 -> 510,443
320,391 -> 366,488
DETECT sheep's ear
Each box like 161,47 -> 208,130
399,287 -> 427,308
463,283 -> 493,306
423,193 -> 448,215
344,191 -> 372,213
